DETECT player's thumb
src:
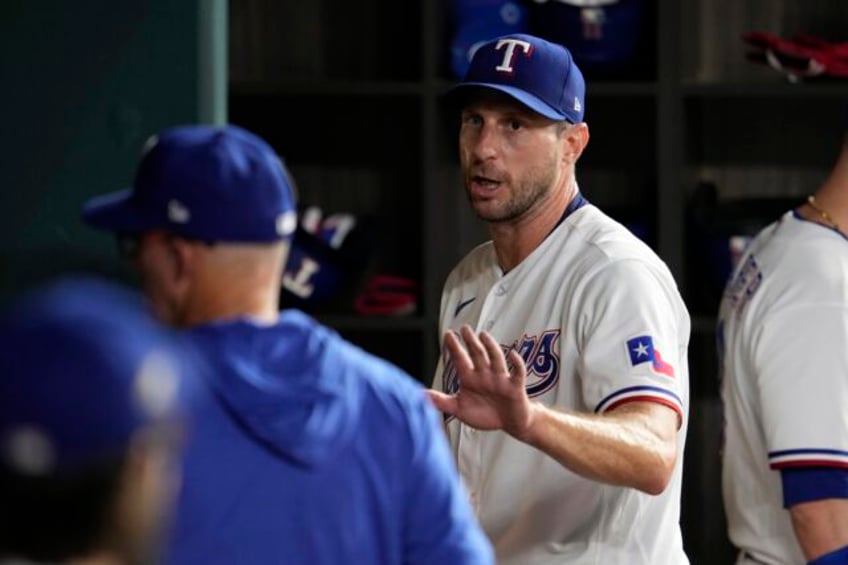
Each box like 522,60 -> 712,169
425,389 -> 458,416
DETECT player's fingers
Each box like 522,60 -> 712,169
506,348 -> 528,387
426,388 -> 459,416
459,324 -> 490,367
444,330 -> 474,373
479,331 -> 509,375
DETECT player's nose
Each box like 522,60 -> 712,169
468,124 -> 499,161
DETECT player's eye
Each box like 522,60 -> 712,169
462,113 -> 483,127
507,119 -> 522,131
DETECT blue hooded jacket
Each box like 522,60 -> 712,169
163,310 -> 492,564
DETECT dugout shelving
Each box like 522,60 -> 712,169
674,1 -> 848,562
227,1 -> 847,561
228,0 -> 664,387
676,0 -> 848,320
228,0 -> 440,386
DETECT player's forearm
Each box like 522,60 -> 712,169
790,498 -> 848,561
516,401 -> 678,494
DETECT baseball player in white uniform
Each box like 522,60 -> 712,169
718,132 -> 848,565
428,34 -> 691,564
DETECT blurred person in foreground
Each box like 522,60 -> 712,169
81,124 -> 493,565
0,276 -> 189,565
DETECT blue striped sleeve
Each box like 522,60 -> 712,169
781,467 -> 848,507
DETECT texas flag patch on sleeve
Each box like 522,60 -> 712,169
626,335 -> 675,378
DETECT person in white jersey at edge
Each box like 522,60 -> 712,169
427,33 -> 691,564
718,120 -> 848,565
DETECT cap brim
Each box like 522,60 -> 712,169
81,189 -> 164,234
446,82 -> 568,122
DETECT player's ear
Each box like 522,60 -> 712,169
168,236 -> 198,283
560,122 -> 589,164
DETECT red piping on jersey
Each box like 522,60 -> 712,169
770,460 -> 848,470
603,395 -> 683,421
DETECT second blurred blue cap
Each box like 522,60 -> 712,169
82,124 -> 298,242
448,33 -> 586,123
0,277 -> 190,475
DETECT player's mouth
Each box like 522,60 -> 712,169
468,175 -> 502,197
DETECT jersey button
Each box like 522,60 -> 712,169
495,285 -> 507,296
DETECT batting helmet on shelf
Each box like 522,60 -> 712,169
528,0 -> 645,75
280,206 -> 375,314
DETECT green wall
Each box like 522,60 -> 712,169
0,0 -> 226,302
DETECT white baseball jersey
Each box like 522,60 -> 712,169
718,211 -> 848,565
432,202 -> 690,565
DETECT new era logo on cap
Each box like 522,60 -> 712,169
168,199 -> 190,224
82,125 -> 298,243
448,33 -> 586,123
276,211 -> 298,238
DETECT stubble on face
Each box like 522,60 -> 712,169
464,146 -> 560,224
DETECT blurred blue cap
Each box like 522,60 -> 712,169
0,277 -> 189,475
449,0 -> 529,79
82,124 -> 298,242
448,33 -> 586,123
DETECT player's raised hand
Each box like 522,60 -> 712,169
427,324 -> 536,439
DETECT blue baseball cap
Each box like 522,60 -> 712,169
448,33 -> 586,123
82,124 -> 298,242
0,277 -> 189,475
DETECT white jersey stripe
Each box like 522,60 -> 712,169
768,448 -> 848,469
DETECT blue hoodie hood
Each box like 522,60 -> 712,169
185,310 -> 363,467
166,310 -> 496,565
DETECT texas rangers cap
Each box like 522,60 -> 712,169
82,124 -> 298,242
0,277 -> 188,475
448,33 -> 586,123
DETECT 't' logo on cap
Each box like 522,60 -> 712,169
494,38 -> 533,73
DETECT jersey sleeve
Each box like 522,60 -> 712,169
576,259 -> 687,422
402,389 -> 494,564
756,303 -> 848,471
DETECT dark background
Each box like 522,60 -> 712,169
2,1 -> 848,562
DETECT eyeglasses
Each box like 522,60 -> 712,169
114,232 -> 216,261
115,233 -> 142,261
